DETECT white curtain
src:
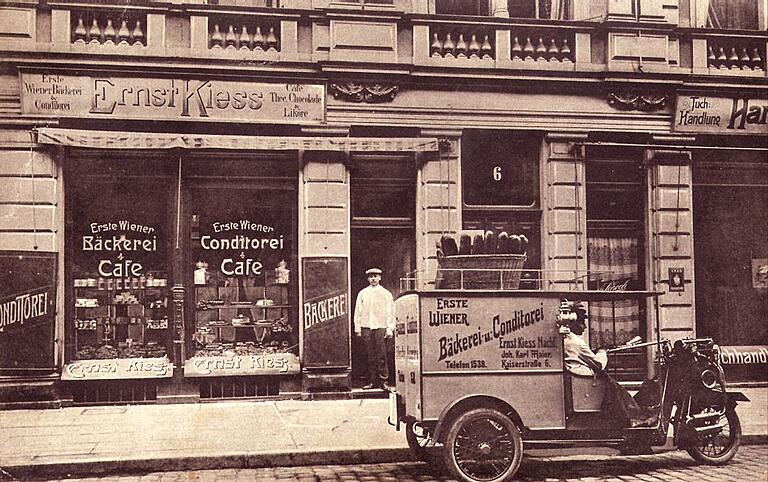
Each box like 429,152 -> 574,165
587,237 -> 641,347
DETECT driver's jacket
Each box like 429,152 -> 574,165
564,332 -> 608,376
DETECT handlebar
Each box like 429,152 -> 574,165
607,339 -> 665,353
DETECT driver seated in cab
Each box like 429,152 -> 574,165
560,301 -> 657,428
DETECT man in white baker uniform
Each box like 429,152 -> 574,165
354,267 -> 395,390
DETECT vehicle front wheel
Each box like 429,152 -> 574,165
443,408 -> 523,482
686,408 -> 742,465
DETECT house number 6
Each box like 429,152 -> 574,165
493,166 -> 502,181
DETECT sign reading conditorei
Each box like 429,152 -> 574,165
674,95 -> 768,135
20,73 -> 325,124
0,252 -> 57,373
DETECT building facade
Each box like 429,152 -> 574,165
0,0 -> 765,408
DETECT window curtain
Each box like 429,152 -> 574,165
587,237 -> 641,347
707,0 -> 759,30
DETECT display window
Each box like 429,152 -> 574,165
65,154 -> 300,382
64,157 -> 176,380
693,153 -> 767,349
183,156 -> 299,378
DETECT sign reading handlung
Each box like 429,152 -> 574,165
674,95 -> 767,135
0,252 -> 57,373
302,258 -> 350,369
20,73 -> 325,124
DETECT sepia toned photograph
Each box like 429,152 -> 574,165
0,0 -> 766,480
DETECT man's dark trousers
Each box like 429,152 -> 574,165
361,327 -> 388,387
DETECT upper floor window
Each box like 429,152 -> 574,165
707,0 -> 760,30
333,0 -> 395,5
434,0 -> 571,19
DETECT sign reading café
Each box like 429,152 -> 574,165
20,72 -> 325,123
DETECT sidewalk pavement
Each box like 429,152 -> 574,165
0,387 -> 765,480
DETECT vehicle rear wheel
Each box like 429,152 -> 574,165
686,408 -> 741,465
443,408 -> 523,482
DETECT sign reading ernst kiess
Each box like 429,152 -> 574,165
20,73 -> 325,123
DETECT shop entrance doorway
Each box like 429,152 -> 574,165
350,227 -> 415,387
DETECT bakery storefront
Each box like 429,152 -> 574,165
21,72 -> 437,403
675,93 -> 768,383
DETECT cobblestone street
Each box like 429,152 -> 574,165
47,445 -> 768,482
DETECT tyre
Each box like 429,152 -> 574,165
686,408 -> 742,465
442,408 -> 523,482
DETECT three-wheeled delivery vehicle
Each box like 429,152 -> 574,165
389,273 -> 748,482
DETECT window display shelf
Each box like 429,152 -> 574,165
72,274 -> 171,363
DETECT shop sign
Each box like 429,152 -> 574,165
719,346 -> 768,366
0,252 -> 57,373
420,296 -> 563,372
20,73 -> 325,124
302,258 -> 350,369
674,95 -> 768,135
61,357 -> 174,380
183,353 -> 300,377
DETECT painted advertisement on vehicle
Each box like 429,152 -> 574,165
420,296 -> 563,373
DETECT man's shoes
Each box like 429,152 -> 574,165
630,415 -> 658,428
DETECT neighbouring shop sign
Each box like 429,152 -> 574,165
674,95 -> 768,135
20,73 -> 325,124
184,353 -> 300,377
720,346 -> 768,366
302,258 -> 350,369
61,357 -> 174,380
0,252 -> 57,373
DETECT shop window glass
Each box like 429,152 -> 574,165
586,148 -> 646,382
462,130 -> 539,207
693,158 -> 767,351
707,0 -> 760,30
68,160 -> 172,362
189,181 -> 297,360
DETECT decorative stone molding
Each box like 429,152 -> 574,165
328,82 -> 398,103
607,92 -> 669,111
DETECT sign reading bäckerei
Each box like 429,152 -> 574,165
420,296 -> 562,372
674,95 -> 767,135
20,73 -> 324,123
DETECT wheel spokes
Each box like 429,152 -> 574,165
453,416 -> 515,479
